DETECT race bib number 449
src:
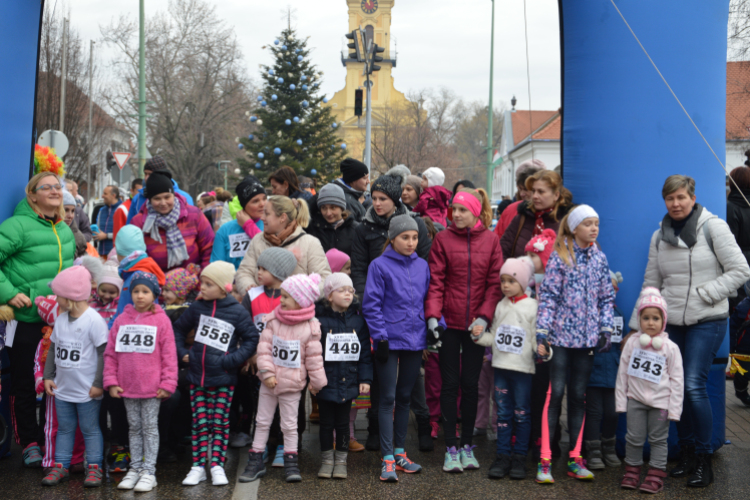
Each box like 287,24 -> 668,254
627,348 -> 666,384
116,325 -> 157,353
325,333 -> 360,362
272,336 -> 301,368
196,315 -> 235,353
56,340 -> 82,368
494,324 -> 526,355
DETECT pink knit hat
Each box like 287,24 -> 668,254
524,228 -> 556,270
324,273 -> 354,297
325,249 -> 350,273
281,273 -> 321,308
98,262 -> 124,294
637,287 -> 668,332
499,257 -> 535,291
50,266 -> 93,302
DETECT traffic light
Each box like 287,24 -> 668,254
345,30 -> 363,62
105,151 -> 116,172
369,44 -> 385,74
354,89 -> 363,116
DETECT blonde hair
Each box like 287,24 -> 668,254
457,187 -> 493,229
26,172 -> 65,220
553,211 -> 577,267
267,195 -> 310,229
524,170 -> 573,222
662,175 -> 695,199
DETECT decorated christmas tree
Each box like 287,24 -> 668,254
237,28 -> 347,182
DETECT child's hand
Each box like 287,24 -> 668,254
109,386 -> 124,399
182,354 -> 189,363
537,344 -> 548,357
242,354 -> 258,375
156,389 -> 171,399
263,376 -> 277,389
359,383 -> 370,394
44,379 -> 57,397
89,386 -> 104,399
471,325 -> 484,337
422,349 -> 429,362
308,382 -> 319,396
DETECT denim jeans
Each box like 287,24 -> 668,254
667,319 -> 726,454
494,368 -> 533,456
55,398 -> 103,468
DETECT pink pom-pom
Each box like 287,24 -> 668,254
224,283 -> 234,293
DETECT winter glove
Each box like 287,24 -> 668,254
535,332 -> 551,362
468,317 -> 488,333
597,331 -> 612,353
375,340 -> 390,364
427,318 -> 444,347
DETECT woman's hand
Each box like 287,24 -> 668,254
9,293 -> 31,308
44,379 -> 57,397
236,209 -> 250,228
109,386 -> 124,398
263,376 -> 277,389
156,389 -> 171,399
89,386 -> 104,399
359,383 -> 370,394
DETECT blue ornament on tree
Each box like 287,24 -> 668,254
281,45 -> 287,50
295,49 -> 301,53
301,75 -> 307,81
293,116 -> 300,123
268,69 -> 274,76
286,62 -> 291,66
257,96 -> 263,101
255,163 -> 261,168
311,169 -> 317,175
301,100 -> 309,107
274,39 -> 279,45
341,144 -> 347,149
323,97 -> 329,103
248,134 -> 254,140
297,55 -> 303,62
297,139 -> 303,145
290,84 -> 296,90
271,94 -> 278,100
258,152 -> 265,159
285,119 -> 291,125
302,85 -> 308,91
277,77 -> 284,84
274,148 -> 282,155
238,143 -> 243,149
261,101 -> 267,107
250,116 -> 257,122
332,123 -> 338,128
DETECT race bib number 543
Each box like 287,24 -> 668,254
627,348 -> 666,384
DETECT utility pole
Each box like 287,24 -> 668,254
88,40 -> 94,202
137,0 -> 147,176
59,17 -> 68,134
486,0 -> 496,194
364,72 -> 372,172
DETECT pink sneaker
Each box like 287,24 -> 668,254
430,422 -> 439,439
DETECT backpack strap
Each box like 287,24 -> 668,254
510,214 -> 526,258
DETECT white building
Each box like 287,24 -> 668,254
727,61 -> 750,172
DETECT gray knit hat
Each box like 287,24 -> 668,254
388,214 -> 419,240
317,184 -> 347,210
405,175 -> 423,198
257,247 -> 298,281
371,174 -> 403,204
62,189 -> 76,207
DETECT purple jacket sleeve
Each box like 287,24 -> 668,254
362,261 -> 388,343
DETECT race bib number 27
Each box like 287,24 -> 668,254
228,233 -> 251,259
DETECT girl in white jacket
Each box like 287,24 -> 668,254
471,257 -> 540,481
616,287 -> 684,494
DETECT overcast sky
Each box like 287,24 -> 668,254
60,0 -> 562,111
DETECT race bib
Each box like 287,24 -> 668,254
228,232 -> 251,259
611,317 -> 624,343
325,333 -> 360,362
627,348 -> 666,384
253,314 -> 267,334
494,324 -> 526,355
196,315 -> 235,353
272,336 -> 301,368
55,339 -> 82,368
116,325 -> 157,354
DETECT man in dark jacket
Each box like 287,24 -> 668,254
334,159 -> 370,222
306,184 -> 359,257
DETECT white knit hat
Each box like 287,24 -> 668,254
422,167 -> 445,188
567,204 -> 599,233
324,273 -> 354,297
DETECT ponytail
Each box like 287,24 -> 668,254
553,211 -> 577,267
457,187 -> 493,229
267,195 -> 310,229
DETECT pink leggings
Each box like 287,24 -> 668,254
540,383 -> 585,460
251,385 -> 302,454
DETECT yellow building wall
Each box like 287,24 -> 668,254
326,0 -> 410,164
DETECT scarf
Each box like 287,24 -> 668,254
119,250 -> 147,272
274,303 -> 316,325
142,197 -> 189,268
533,207 -> 554,236
264,220 -> 298,247
370,202 -> 408,229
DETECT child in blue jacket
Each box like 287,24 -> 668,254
730,281 -> 750,406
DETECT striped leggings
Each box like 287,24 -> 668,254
189,385 -> 234,467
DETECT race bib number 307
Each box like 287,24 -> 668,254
116,325 -> 157,353
494,324 -> 526,355
56,340 -> 82,368
228,233 -> 251,259
627,348 -> 666,384
325,333 -> 360,362
196,315 -> 235,353
272,336 -> 301,368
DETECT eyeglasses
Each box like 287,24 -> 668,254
34,184 -> 63,193
336,287 -> 356,295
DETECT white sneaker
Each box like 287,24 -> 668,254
134,474 -> 157,492
230,432 -> 252,448
182,467 -> 207,486
117,470 -> 141,490
211,465 -> 229,486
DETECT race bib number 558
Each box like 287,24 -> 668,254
196,315 -> 235,353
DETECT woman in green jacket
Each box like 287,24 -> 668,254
0,172 -> 75,467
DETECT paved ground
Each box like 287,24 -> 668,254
1,379 -> 748,499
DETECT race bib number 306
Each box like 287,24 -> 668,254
272,336 -> 301,368
56,340 -> 82,368
116,325 -> 157,353
494,324 -> 526,355
627,348 -> 666,384
228,233 -> 251,259
325,333 -> 360,362
196,315 -> 235,353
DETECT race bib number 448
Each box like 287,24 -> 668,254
196,315 -> 235,353
627,348 -> 666,384
272,336 -> 301,368
116,325 -> 157,353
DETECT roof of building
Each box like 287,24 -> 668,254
510,110 -> 557,146
728,61 -> 750,141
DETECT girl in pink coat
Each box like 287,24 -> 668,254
103,271 -> 178,492
616,287 -> 683,494
241,273 -> 327,484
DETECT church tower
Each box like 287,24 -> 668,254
327,0 -> 408,163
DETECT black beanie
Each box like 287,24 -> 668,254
145,171 -> 174,199
236,175 -> 265,208
371,174 -> 403,204
340,158 -> 369,184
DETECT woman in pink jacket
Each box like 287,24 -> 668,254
241,273 -> 327,484
616,288 -> 684,494
103,271 -> 178,492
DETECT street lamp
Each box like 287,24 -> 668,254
217,161 -> 231,190
486,0 -> 496,194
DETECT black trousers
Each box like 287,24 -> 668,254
584,387 -> 617,441
100,392 -> 129,446
229,371 -> 259,435
439,328 -> 485,448
318,399 -> 351,451
530,361 -> 562,455
8,321 -> 45,448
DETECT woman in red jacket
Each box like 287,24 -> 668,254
425,188 -> 503,473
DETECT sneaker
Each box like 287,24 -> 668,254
239,451 -> 266,483
737,390 -> 750,407
182,466 -> 207,486
134,474 -> 157,492
22,443 -> 42,468
349,438 -> 365,452
83,464 -> 103,488
536,459 -> 554,484
488,454 -> 511,479
210,465 -> 229,486
230,431 -> 252,448
272,445 -> 285,467
430,422 -> 439,439
380,459 -> 398,482
109,446 -> 130,472
459,445 -> 480,470
509,453 -> 527,479
395,452 -> 422,473
443,446 -> 463,473
567,456 -> 594,480
118,470 -> 142,490
41,463 -> 69,486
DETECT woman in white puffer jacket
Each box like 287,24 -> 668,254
630,175 -> 750,488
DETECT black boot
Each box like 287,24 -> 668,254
686,453 -> 713,487
509,453 -> 527,480
736,390 -> 750,407
365,416 -> 380,451
417,418 -> 434,452
670,444 -> 696,478
238,451 -> 266,483
488,454 -> 511,479
284,453 -> 302,483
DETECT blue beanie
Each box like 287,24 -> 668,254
116,225 -> 147,257
130,271 -> 161,298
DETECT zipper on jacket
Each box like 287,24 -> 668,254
683,248 -> 693,324
466,228 -> 472,329
51,221 -> 63,272
201,300 -> 218,386
407,260 -> 415,339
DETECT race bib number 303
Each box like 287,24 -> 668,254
228,233 -> 251,259
196,315 -> 235,353
272,336 -> 301,368
325,333 -> 360,362
494,324 -> 526,355
116,325 -> 157,353
56,339 -> 82,368
627,348 -> 666,384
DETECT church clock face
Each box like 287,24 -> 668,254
361,0 -> 378,15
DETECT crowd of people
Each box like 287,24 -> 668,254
1,150 -> 750,494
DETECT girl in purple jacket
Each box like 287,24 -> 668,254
363,214 -> 430,483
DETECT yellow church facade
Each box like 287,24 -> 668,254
326,0 -> 410,164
